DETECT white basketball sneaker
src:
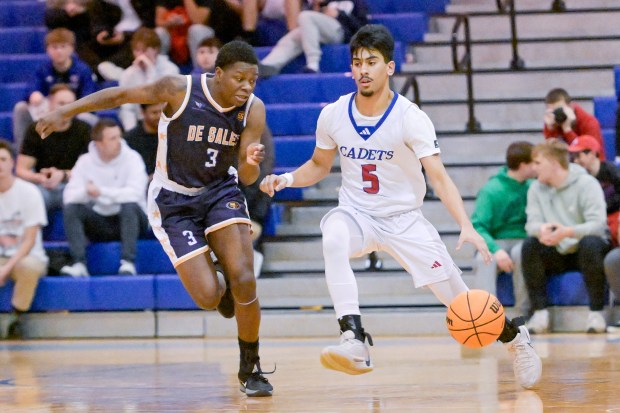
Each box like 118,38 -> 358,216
320,330 -> 373,375
505,325 -> 542,389
526,309 -> 550,334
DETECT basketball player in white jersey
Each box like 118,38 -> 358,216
260,24 -> 542,389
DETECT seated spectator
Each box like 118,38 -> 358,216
603,247 -> 620,333
471,141 -> 536,317
124,103 -> 164,178
239,125 -> 275,278
12,28 -> 96,151
16,85 -> 91,218
191,37 -> 222,74
155,0 -> 241,67
61,119 -> 149,277
523,139 -> 610,334
45,0 -> 92,50
239,0 -> 302,45
90,0 -> 146,80
259,0 -> 368,77
118,28 -> 179,130
0,140 -> 48,340
543,88 -> 605,160
568,135 -> 620,246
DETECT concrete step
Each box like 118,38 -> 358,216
261,235 -> 476,273
446,0 -> 619,13
398,70 -> 613,101
431,11 -> 620,40
301,164 -> 507,202
407,39 -> 620,71
277,199 -> 475,236
3,305 -> 615,338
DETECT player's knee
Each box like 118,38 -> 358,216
229,270 -> 257,303
193,291 -> 220,310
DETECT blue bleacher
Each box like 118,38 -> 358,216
2,2 -> 45,28
0,27 -> 46,54
86,239 -> 175,275
369,13 -> 428,43
255,73 -> 356,104
497,271 -> 593,307
593,95 -> 617,129
367,0 -> 449,14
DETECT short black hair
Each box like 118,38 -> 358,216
545,88 -> 571,104
506,141 -> 534,170
215,40 -> 258,70
349,24 -> 394,63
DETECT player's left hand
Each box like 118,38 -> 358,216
246,143 -> 265,166
458,224 -> 491,264
36,110 -> 67,139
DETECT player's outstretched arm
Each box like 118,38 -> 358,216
421,154 -> 491,264
36,75 -> 187,139
259,146 -> 337,197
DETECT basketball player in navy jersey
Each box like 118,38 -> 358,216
36,41 -> 273,397
260,25 -> 542,389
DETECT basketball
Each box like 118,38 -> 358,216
446,289 -> 505,348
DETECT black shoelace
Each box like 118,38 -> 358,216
245,361 -> 276,384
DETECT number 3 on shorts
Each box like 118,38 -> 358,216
183,230 -> 198,246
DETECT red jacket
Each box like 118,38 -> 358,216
543,103 -> 605,160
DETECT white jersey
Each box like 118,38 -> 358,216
316,92 -> 440,217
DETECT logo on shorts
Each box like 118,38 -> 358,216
226,201 -> 241,210
237,112 -> 245,121
431,260 -> 442,269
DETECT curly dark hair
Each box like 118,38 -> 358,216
215,40 -> 258,70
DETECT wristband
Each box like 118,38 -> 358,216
280,172 -> 294,187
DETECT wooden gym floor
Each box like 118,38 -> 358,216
0,334 -> 618,412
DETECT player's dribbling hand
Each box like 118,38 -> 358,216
36,110 -> 66,139
246,143 -> 265,166
260,174 -> 287,197
458,224 -> 492,264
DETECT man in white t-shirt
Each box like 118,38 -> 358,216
0,139 -> 48,339
260,24 -> 542,389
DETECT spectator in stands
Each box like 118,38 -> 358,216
569,135 -> 620,246
124,103 -> 163,178
118,28 -> 179,131
523,139 -> 610,334
45,0 -> 92,49
471,141 -> 536,317
154,0 -> 241,64
239,125 -> 275,278
192,37 -> 222,74
60,119 -> 149,277
258,0 -> 368,77
11,28 -> 96,151
89,0 -> 145,80
238,0 -> 302,46
543,88 -> 605,160
603,246 -> 620,333
0,139 -> 48,340
16,85 -> 91,218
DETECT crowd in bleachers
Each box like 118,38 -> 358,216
1,0 -> 619,341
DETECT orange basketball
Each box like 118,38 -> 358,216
446,289 -> 505,348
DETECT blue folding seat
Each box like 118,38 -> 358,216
369,13 -> 428,43
593,95 -> 617,129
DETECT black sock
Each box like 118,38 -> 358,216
497,316 -> 523,343
238,337 -> 259,379
338,314 -> 373,344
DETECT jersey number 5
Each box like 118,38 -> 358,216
362,164 -> 379,194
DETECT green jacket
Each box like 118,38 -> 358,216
526,163 -> 607,254
471,166 -> 531,254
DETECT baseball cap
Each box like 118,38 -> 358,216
568,135 -> 600,153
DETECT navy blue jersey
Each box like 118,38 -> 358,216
155,73 -> 254,189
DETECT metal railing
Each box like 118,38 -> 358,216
399,75 -> 420,107
496,0 -> 525,69
450,14 -> 480,132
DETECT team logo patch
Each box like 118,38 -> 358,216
226,201 -> 241,210
237,112 -> 245,121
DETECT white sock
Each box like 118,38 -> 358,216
322,212 -> 365,318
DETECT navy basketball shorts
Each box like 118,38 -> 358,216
147,175 -> 251,267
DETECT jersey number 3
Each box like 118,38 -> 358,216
362,164 -> 379,194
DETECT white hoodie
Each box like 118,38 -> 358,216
63,139 -> 148,216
